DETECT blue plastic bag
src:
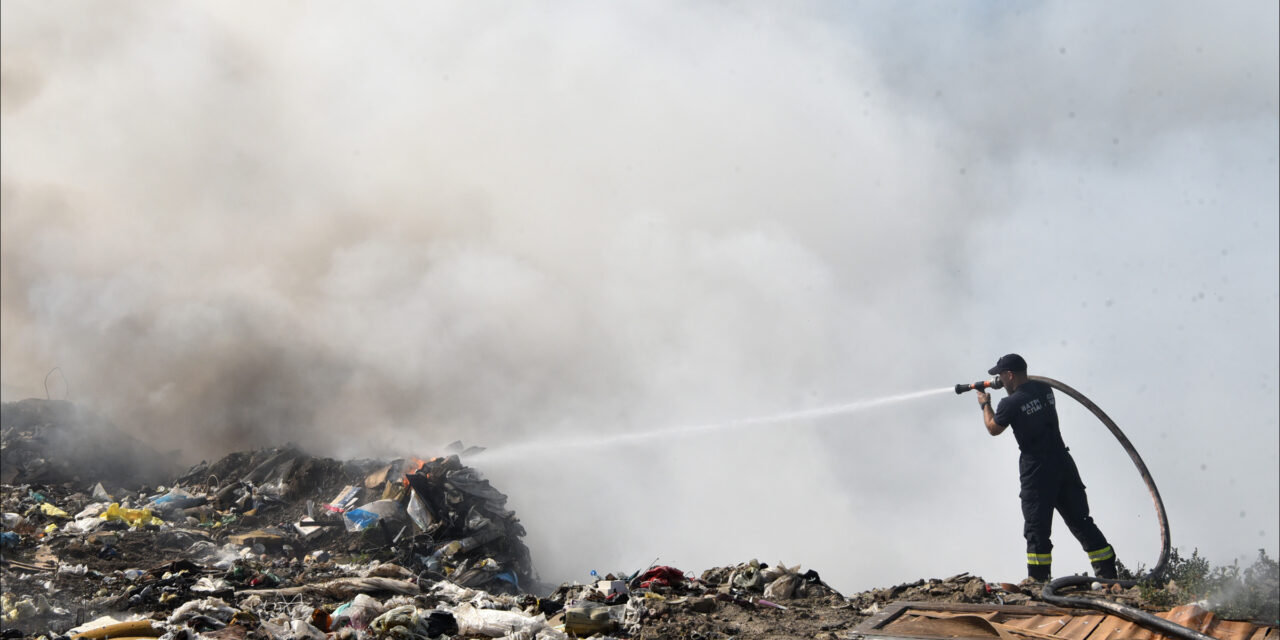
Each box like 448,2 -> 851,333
343,508 -> 380,532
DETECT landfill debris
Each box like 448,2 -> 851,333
0,399 -> 176,489
3,398 -> 1272,640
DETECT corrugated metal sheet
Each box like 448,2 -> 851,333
854,601 -> 1277,640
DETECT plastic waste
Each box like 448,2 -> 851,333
0,532 -> 19,550
764,573 -> 802,600
192,576 -> 233,593
332,593 -> 385,630
371,605 -> 434,637
430,580 -> 479,604
63,504 -> 108,533
357,499 -> 409,522
75,503 -> 108,519
101,503 -> 162,527
92,482 -> 112,501
290,619 -> 327,639
153,487 -> 188,503
326,485 -> 361,513
760,561 -> 796,581
453,603 -> 550,637
343,508 -> 380,532
166,597 -> 239,626
150,487 -> 206,515
407,490 -> 432,531
730,560 -> 764,591
39,503 -> 70,518
756,598 -> 788,610
2,593 -> 36,623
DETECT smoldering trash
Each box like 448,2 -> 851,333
3,400 -> 1275,640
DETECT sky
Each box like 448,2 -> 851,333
1,1 -> 1276,594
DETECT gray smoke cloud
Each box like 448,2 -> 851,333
2,1 -> 1275,592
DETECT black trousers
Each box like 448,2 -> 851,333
1020,451 -> 1113,579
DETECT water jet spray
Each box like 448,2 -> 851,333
472,386 -> 953,466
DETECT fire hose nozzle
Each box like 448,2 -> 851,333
955,378 -> 1004,394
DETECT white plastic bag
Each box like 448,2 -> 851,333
407,491 -> 433,531
167,597 -> 237,625
764,574 -> 801,600
290,619 -> 327,640
452,603 -> 547,638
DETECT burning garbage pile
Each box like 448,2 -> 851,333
1,400 -> 544,637
176,443 -> 536,593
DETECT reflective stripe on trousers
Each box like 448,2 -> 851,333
1026,553 -> 1052,566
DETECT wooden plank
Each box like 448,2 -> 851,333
909,611 -> 1062,640
858,633 -> 965,640
1107,618 -> 1141,640
1057,614 -> 1106,640
1001,615 -> 1064,637
1122,619 -> 1159,640
851,600 -> 1274,640
1085,614 -> 1131,640
1211,620 -> 1262,640
884,613 -> 1009,640
991,619 -> 1079,640
0,558 -> 55,572
1026,614 -> 1073,637
1165,605 -> 1214,634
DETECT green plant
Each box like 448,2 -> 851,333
1133,548 -> 1279,624
1213,549 -> 1278,624
1114,557 -> 1139,581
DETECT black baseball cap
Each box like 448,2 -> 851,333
988,353 -> 1028,375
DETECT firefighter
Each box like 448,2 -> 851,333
976,354 -> 1118,583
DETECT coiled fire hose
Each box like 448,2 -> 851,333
1028,376 -> 1216,640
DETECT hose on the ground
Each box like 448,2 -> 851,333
1028,376 -> 1215,640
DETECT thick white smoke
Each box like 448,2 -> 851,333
2,1 -> 1275,592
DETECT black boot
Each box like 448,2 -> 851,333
1027,564 -> 1052,581
1092,558 -> 1118,580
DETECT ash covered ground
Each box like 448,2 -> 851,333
0,399 -> 1205,639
